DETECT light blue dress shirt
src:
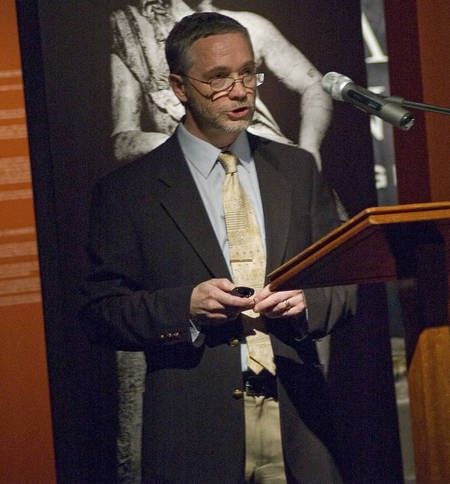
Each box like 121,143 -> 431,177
177,124 -> 266,262
177,124 -> 266,369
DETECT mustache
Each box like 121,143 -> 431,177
227,102 -> 253,110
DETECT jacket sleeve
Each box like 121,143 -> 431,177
79,180 -> 195,351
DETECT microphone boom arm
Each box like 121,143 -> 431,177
386,96 -> 450,116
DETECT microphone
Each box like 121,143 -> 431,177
322,72 -> 415,130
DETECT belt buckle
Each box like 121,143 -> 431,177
245,378 -> 258,397
244,372 -> 277,399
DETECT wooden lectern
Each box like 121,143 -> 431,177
268,202 -> 450,482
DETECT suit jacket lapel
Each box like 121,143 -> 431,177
154,134 -> 291,282
253,143 -> 292,275
156,137 -> 231,279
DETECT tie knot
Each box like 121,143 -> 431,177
218,151 -> 238,175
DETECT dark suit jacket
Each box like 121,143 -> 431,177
81,133 -> 356,483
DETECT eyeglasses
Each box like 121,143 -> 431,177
181,72 -> 264,93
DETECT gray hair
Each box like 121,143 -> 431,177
165,12 -> 252,74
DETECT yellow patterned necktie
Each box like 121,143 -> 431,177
218,151 -> 275,375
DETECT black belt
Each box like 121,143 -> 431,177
243,370 -> 278,399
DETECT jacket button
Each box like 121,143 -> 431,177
232,389 -> 244,399
230,338 -> 240,347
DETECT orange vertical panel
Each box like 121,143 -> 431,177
0,1 -> 56,481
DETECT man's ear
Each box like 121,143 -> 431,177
169,73 -> 187,103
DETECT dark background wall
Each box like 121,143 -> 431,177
16,1 -> 401,481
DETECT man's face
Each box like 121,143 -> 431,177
178,32 -> 257,147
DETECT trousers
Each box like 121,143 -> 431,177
244,394 -> 287,483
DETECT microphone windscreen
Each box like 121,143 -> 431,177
321,72 -> 352,101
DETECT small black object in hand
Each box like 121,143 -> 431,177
231,286 -> 255,298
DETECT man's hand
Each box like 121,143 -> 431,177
253,284 -> 306,319
190,278 -> 255,327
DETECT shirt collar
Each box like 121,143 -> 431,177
177,124 -> 253,179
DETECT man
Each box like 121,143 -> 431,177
111,3 -> 336,479
82,12 -> 355,482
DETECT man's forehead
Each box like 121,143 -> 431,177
190,32 -> 253,58
187,35 -> 254,75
